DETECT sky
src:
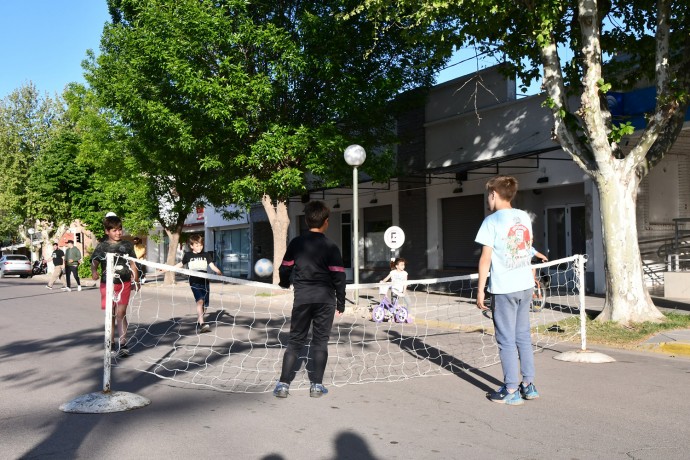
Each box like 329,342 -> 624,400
0,2 -> 536,100
0,1 -> 110,98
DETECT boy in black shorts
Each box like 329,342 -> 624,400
173,234 -> 222,333
273,201 -> 346,398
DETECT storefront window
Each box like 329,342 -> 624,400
363,205 -> 392,268
214,228 -> 250,278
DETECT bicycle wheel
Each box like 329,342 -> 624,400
372,305 -> 386,323
394,306 -> 409,323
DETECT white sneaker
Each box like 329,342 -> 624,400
64,287 -> 72,292
77,286 -> 82,292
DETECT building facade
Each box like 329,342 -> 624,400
277,65 -> 690,294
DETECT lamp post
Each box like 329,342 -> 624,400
27,228 -> 35,259
344,144 -> 366,307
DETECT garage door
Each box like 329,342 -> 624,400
442,194 -> 486,268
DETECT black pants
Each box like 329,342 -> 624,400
65,265 -> 81,288
279,303 -> 336,385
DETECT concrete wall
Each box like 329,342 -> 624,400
426,95 -> 557,170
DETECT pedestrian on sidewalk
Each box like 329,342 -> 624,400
63,240 -> 82,292
133,237 -> 147,283
45,242 -> 65,289
475,175 -> 540,406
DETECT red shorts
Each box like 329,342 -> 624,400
100,281 -> 132,310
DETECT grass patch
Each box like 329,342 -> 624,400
541,312 -> 690,347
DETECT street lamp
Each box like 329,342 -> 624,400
344,144 -> 366,306
27,228 -> 35,261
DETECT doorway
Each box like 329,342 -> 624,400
544,204 -> 586,259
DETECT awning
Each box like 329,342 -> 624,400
425,145 -> 563,175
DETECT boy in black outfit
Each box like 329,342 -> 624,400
172,234 -> 222,333
273,201 -> 346,398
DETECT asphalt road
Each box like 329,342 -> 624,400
2,275 -> 690,460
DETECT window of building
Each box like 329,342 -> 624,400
363,205 -> 392,268
214,228 -> 250,278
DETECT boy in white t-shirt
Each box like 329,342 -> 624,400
475,175 -> 539,406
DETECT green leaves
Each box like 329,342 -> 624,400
87,0 -> 447,216
0,84 -> 62,238
609,121 -> 635,144
596,78 -> 612,94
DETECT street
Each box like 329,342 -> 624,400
2,275 -> 690,460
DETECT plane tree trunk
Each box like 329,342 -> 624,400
262,194 -> 289,285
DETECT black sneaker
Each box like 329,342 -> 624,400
115,346 -> 131,358
273,382 -> 290,398
309,383 -> 329,398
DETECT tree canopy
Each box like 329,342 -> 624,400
86,0 -> 452,275
0,82 -> 158,246
0,84 -> 62,242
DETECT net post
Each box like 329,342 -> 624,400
577,255 -> 587,352
103,252 -> 114,392
59,252 -> 151,413
553,254 -> 615,363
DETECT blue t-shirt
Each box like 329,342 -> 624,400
475,208 -> 534,294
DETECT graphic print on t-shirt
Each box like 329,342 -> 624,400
504,217 -> 532,269
187,255 -> 209,272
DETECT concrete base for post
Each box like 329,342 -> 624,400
553,350 -> 616,363
59,391 -> 151,414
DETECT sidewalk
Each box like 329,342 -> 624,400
582,293 -> 690,357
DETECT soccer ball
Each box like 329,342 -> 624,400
254,258 -> 274,277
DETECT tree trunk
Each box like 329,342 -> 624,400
261,194 -> 289,285
595,174 -> 664,325
163,226 -> 181,285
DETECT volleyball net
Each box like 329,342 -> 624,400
102,254 -> 586,394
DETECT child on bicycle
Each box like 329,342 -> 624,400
381,258 -> 409,308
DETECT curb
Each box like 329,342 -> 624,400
637,342 -> 690,357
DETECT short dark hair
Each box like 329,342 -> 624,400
67,240 -> 74,244
103,215 -> 123,231
486,175 -> 519,202
304,201 -> 330,229
189,234 -> 204,245
52,242 -> 58,247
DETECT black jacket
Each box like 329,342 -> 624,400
279,231 -> 346,312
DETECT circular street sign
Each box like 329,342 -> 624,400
384,226 -> 405,250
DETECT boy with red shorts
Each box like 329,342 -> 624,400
91,214 -> 139,358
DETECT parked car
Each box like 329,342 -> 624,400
0,254 -> 33,278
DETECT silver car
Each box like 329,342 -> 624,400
0,254 -> 33,278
